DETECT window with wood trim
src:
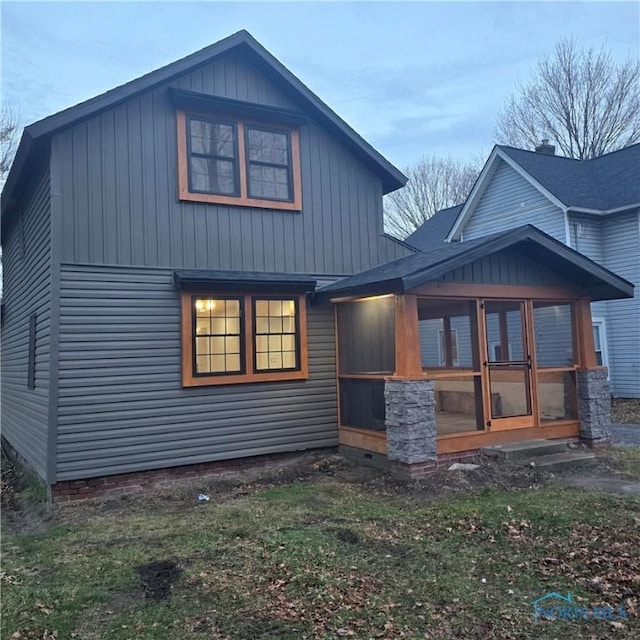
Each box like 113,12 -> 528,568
177,110 -> 302,210
181,292 -> 308,386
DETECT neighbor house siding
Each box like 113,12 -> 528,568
52,51 -> 410,278
567,213 -> 607,320
55,264 -> 338,480
602,210 -> 640,398
1,167 -> 52,480
462,159 -> 565,241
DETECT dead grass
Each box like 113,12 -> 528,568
2,455 -> 639,639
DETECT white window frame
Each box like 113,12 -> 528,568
592,317 -> 610,377
438,328 -> 459,367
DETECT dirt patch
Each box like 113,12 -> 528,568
331,527 -> 361,545
612,398 -> 640,424
137,560 -> 182,600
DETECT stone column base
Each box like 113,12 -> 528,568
385,379 -> 437,466
577,368 -> 611,445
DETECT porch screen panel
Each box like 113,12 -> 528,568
532,302 -> 575,367
418,299 -> 478,370
339,379 -> 386,431
337,298 -> 395,374
533,302 -> 578,422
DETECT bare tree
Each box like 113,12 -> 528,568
384,155 -> 481,239
1,106 -> 22,189
496,39 -> 640,159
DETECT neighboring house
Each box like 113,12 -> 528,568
1,32 -> 633,497
411,143 -> 640,399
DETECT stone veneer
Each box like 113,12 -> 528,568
577,368 -> 611,445
384,379 -> 437,466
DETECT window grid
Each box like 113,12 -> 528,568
192,296 -> 244,376
253,298 -> 299,372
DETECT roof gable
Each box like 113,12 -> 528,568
316,225 -> 634,302
448,143 -> 640,240
2,30 -> 406,216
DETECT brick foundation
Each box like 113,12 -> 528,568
51,450 -> 334,504
388,449 -> 481,480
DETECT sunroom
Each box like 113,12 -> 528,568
315,226 -> 634,478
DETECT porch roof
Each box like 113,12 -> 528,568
315,225 -> 634,302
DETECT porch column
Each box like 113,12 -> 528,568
385,379 -> 437,465
575,300 -> 611,445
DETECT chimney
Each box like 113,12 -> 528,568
535,139 -> 556,155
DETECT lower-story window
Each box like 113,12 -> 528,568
182,292 -> 308,386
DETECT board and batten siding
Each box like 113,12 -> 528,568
55,264 -> 338,480
602,210 -> 640,398
51,50 -> 410,278
1,167 -> 52,480
462,159 -> 566,242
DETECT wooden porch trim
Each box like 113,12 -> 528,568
339,427 -> 387,454
575,298 -> 598,369
436,422 -> 580,454
394,294 -> 422,377
412,282 -> 583,300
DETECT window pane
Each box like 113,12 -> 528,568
190,157 -> 237,195
533,302 -> 575,367
210,355 -> 226,372
248,165 -> 291,201
210,336 -> 225,354
247,128 -> 288,165
195,337 -> 209,356
226,354 -> 241,372
254,298 -> 299,371
196,355 -> 210,373
282,351 -> 296,368
192,297 -> 242,375
190,120 -> 235,157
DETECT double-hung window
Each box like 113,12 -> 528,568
177,111 -> 301,211
182,292 -> 308,386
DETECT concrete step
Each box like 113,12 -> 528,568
482,439 -> 568,461
519,451 -> 597,472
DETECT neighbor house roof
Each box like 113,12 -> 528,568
315,224 -> 634,303
2,30 -> 406,218
446,143 -> 640,241
405,204 -> 463,250
498,143 -> 640,212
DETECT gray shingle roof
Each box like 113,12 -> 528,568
405,204 -> 463,250
499,144 -> 640,211
315,224 -> 634,302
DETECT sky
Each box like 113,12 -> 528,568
1,1 -> 639,170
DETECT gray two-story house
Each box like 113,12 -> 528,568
2,32 -> 633,499
408,143 -> 640,399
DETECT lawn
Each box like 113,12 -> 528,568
2,454 -> 639,639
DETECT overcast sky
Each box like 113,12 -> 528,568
2,1 -> 639,169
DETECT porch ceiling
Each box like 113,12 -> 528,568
314,225 -> 634,303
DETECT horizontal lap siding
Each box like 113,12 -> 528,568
567,214 -> 607,320
54,51 -> 410,277
1,168 -> 51,480
56,265 -> 338,480
602,211 -> 640,398
463,159 -> 565,241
